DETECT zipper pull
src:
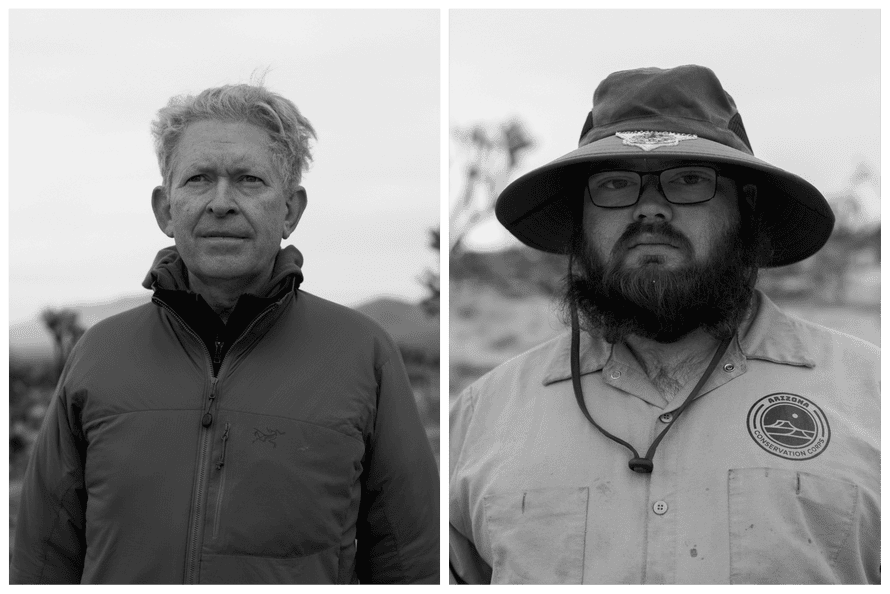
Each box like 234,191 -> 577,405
216,423 -> 230,469
201,377 -> 219,428
213,339 -> 224,365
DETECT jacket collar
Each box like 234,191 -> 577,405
142,244 -> 305,299
542,290 -> 816,386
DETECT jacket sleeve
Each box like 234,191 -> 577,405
449,384 -> 493,584
10,352 -> 88,584
355,347 -> 439,584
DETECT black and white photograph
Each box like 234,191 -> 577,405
448,8 -> 880,585
4,5 -> 883,587
8,9 -> 440,584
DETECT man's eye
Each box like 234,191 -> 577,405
241,175 -> 263,184
595,175 -> 636,190
186,174 -> 208,183
666,168 -> 716,186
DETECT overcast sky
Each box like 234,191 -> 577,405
9,9 -> 439,324
450,9 -> 881,249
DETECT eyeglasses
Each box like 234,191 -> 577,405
587,166 -> 720,208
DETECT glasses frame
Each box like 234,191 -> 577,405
586,165 -> 724,209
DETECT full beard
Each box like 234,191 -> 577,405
564,220 -> 759,344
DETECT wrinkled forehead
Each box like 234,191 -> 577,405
171,120 -> 280,170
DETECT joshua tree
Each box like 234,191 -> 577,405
450,119 -> 534,254
41,308 -> 85,379
420,227 -> 440,317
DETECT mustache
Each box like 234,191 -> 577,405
611,221 -> 693,257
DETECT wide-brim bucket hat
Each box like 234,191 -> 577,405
495,65 -> 835,267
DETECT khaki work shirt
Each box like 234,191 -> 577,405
450,291 -> 879,584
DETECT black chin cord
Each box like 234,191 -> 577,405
569,302 -> 732,473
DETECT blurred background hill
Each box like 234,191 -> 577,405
9,295 -> 151,361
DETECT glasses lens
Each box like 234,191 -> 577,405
587,171 -> 641,207
659,166 -> 717,204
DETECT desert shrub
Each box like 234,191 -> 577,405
9,357 -> 57,476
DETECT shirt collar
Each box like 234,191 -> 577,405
542,290 -> 816,386
142,244 -> 304,298
738,290 -> 817,368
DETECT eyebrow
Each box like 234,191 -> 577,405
176,157 -> 274,177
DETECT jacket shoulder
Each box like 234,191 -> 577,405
290,291 -> 408,368
72,302 -> 157,350
91,301 -> 156,327
294,291 -> 396,342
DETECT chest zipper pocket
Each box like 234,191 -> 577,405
213,422 -> 231,539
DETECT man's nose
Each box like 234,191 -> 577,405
631,174 -> 673,222
207,179 -> 238,216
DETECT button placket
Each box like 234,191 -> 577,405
643,432 -> 679,583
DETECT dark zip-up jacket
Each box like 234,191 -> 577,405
11,246 -> 439,584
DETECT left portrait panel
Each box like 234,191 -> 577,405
9,9 -> 440,584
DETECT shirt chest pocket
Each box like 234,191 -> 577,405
483,487 -> 589,584
727,468 -> 858,584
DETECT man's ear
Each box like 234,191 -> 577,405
282,186 -> 307,240
151,186 -> 175,238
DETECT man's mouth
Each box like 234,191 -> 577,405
628,234 -> 678,249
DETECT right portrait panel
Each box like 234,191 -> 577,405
448,9 -> 880,585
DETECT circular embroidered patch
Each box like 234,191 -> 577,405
746,393 -> 830,460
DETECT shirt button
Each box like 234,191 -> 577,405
723,363 -> 735,372
652,500 -> 669,515
659,413 -> 673,423
610,370 -> 621,380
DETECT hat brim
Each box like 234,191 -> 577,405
495,135 -> 835,267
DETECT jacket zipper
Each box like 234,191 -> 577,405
153,297 -> 281,584
213,422 -> 230,538
153,298 -> 217,584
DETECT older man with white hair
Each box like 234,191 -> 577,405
12,83 -> 439,585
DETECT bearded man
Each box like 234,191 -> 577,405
449,65 -> 879,584
12,83 -> 438,585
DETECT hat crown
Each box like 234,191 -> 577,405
495,64 -> 834,267
580,65 -> 753,154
